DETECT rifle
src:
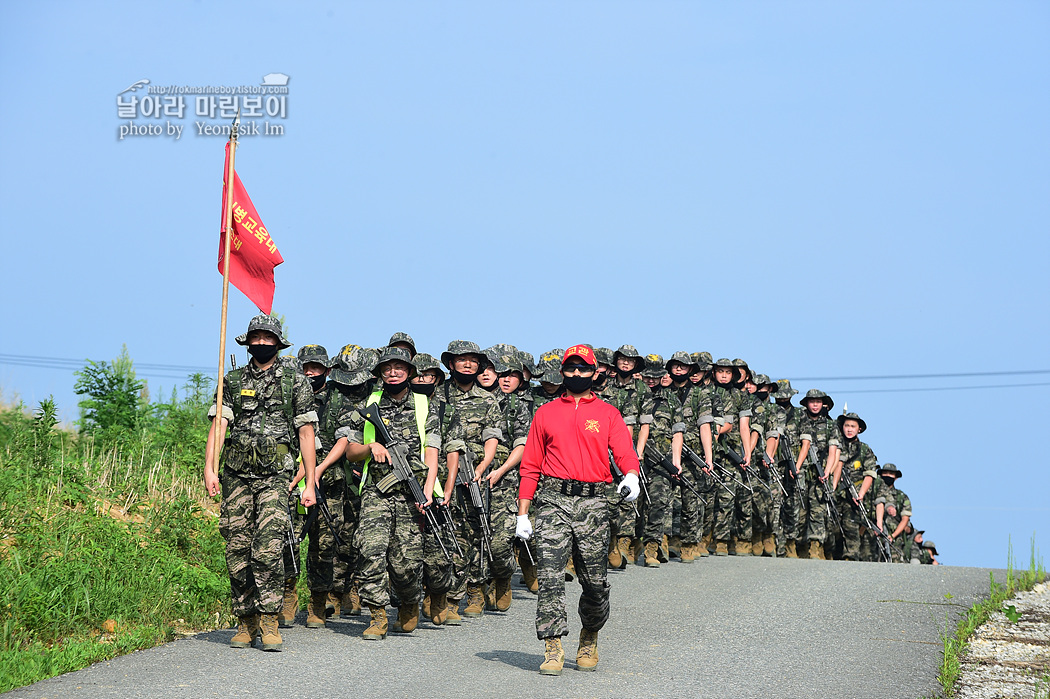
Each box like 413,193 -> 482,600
715,443 -> 754,494
807,442 -> 843,535
283,494 -> 300,577
298,479 -> 344,546
643,444 -> 703,498
842,478 -> 891,562
361,404 -> 457,565
777,433 -> 805,492
760,452 -> 789,498
680,443 -> 734,496
455,450 -> 494,564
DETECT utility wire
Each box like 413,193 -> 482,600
790,369 -> 1050,381
832,381 -> 1050,394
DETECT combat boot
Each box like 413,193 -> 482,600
786,539 -> 798,558
259,613 -> 282,651
809,540 -> 825,560
667,535 -> 682,559
700,533 -> 712,557
429,590 -> 448,625
680,542 -> 695,564
763,534 -> 776,557
734,536 -> 752,556
463,585 -> 485,618
230,614 -> 260,648
306,591 -> 326,628
715,540 -> 729,556
752,534 -> 764,557
520,556 -> 539,592
630,538 -> 644,565
484,583 -> 498,611
494,576 -> 513,611
362,605 -> 388,640
643,541 -> 661,567
278,580 -> 298,627
608,538 -> 623,569
422,591 -> 432,620
576,629 -> 599,671
392,603 -> 419,634
658,535 -> 669,563
617,536 -> 633,566
539,637 -> 565,676
342,581 -> 361,617
444,599 -> 463,626
326,592 -> 341,618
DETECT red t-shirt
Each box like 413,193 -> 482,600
518,392 -> 641,501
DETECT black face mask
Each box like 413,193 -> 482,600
452,370 -> 476,386
309,374 -> 326,391
563,375 -> 593,394
479,380 -> 499,392
615,366 -> 635,379
881,476 -> 895,487
248,344 -> 280,363
592,372 -> 608,388
411,382 -> 436,397
383,378 -> 409,395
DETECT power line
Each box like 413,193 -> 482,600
834,382 -> 1050,394
791,369 -> 1050,381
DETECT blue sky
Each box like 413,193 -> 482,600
1,2 -> 1047,568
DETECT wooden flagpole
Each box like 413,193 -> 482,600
211,111 -> 241,469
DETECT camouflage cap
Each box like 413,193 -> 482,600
613,344 -> 644,364
481,347 -> 510,374
329,345 -> 378,387
642,353 -> 667,379
774,379 -> 799,400
733,358 -> 753,382
540,367 -> 563,385
440,340 -> 483,369
692,351 -> 713,370
538,349 -> 566,372
297,344 -> 330,369
713,357 -> 735,368
837,411 -> 868,433
665,351 -> 698,374
235,314 -> 291,349
801,388 -> 834,411
877,463 -> 902,478
753,374 -> 777,392
922,540 -> 939,554
497,354 -> 525,376
488,343 -> 519,361
372,346 -> 417,379
412,352 -> 446,384
386,332 -> 416,357
594,347 -> 615,368
517,350 -> 541,378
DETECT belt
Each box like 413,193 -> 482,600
545,476 -> 607,498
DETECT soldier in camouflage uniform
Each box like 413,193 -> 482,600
516,345 -> 641,675
290,344 -> 347,628
387,331 -> 416,358
788,389 -> 841,559
831,412 -> 878,561
605,345 -> 651,566
664,352 -> 704,561
204,314 -> 318,652
409,352 -> 443,397
342,346 -> 436,639
421,341 -> 503,622
318,345 -> 379,617
874,464 -> 911,563
765,379 -> 802,557
636,354 -> 682,567
746,375 -> 780,557
479,348 -> 533,609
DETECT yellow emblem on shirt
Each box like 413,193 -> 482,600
241,389 -> 256,397
585,420 -> 600,433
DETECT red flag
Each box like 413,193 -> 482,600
219,141 -> 283,314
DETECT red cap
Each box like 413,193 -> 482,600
562,344 -> 596,366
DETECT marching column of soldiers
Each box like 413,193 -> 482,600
207,315 -> 940,653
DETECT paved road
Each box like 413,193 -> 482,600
8,558 -> 1001,699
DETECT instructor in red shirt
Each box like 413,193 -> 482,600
516,344 -> 641,676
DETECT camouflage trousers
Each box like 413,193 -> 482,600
352,485 -> 424,608
800,469 -> 828,545
305,465 -> 346,592
281,487 -> 302,587
642,464 -> 674,545
751,476 -> 777,541
421,506 -> 456,596
830,492 -> 863,560
219,469 -> 293,617
678,460 -> 706,545
782,470 -> 806,544
339,487 -> 361,591
713,469 -> 739,542
449,483 -> 490,599
489,480 -> 518,581
534,479 -> 611,640
732,469 -> 754,542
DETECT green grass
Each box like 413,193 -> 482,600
0,393 -> 232,693
936,537 -> 1046,697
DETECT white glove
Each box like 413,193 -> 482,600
515,515 -> 533,540
619,472 -> 641,502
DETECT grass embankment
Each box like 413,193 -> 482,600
937,539 -> 1047,697
0,396 -> 230,693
